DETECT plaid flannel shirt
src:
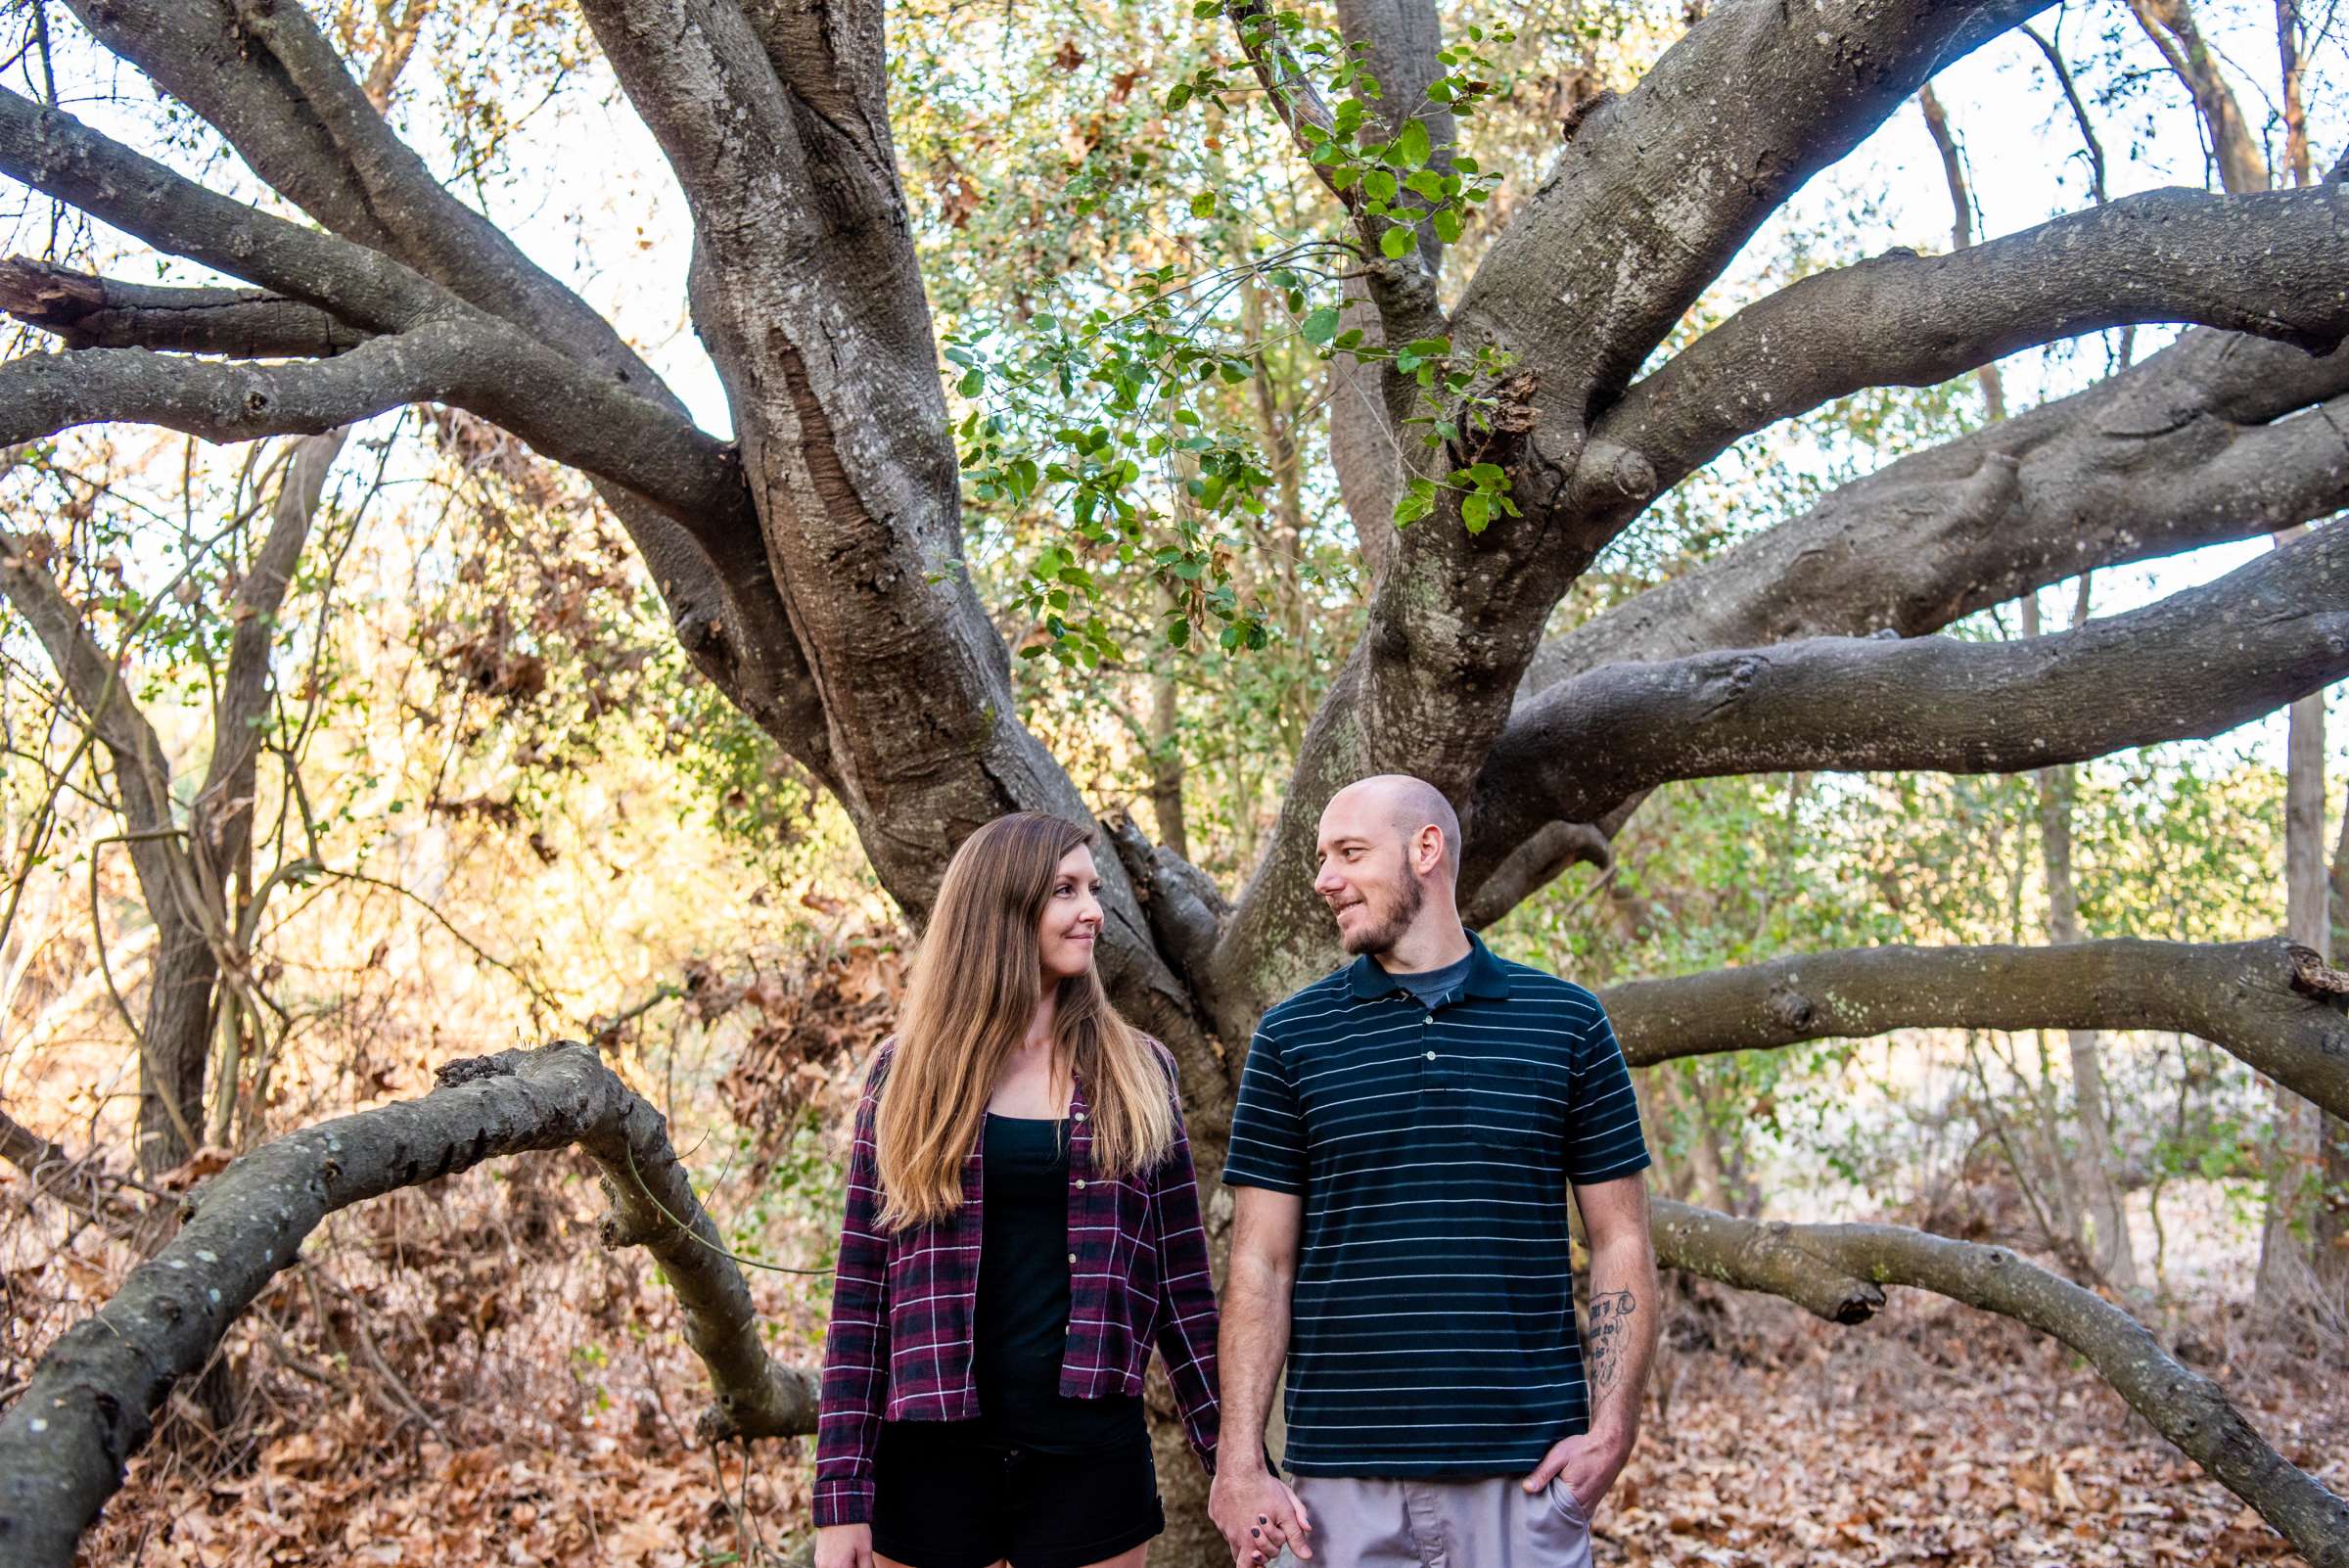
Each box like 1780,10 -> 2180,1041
812,1039 -> 1222,1528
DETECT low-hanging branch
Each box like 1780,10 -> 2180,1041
1469,516 -> 2349,872
1652,1200 -> 2349,1567
1603,936 -> 2349,1121
0,1043 -> 817,1568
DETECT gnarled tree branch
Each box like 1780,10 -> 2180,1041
1652,1199 -> 2349,1567
1455,0 -> 2048,499
50,0 -> 828,774
1456,326 -> 2349,926
58,0 -> 670,399
1469,518 -> 2349,875
0,1043 -> 818,1568
1594,182 -> 2349,502
0,91 -> 752,536
0,331 -> 466,447
1604,937 -> 2349,1122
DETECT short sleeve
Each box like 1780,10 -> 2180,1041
1220,1031 -> 1308,1194
1562,1001 -> 1652,1184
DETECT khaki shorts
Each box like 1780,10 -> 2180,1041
1274,1473 -> 1595,1568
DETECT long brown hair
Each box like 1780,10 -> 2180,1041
873,812 -> 1174,1230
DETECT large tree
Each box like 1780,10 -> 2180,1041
4,0 -> 2349,1562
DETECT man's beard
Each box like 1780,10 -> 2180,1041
1336,875 -> 1424,956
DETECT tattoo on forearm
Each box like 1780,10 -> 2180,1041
1586,1289 -> 1637,1403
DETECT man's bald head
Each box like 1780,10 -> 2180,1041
1323,774 -> 1460,885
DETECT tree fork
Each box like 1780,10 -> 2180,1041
0,1043 -> 816,1568
1653,1199 -> 2349,1566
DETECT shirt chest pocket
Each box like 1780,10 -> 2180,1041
1428,1044 -> 1567,1151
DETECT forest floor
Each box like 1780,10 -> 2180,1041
9,1148 -> 2341,1568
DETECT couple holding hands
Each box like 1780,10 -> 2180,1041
812,775 -> 1659,1568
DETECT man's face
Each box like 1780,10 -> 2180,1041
1314,793 -> 1424,956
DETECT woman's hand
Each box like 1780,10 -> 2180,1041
813,1522 -> 875,1568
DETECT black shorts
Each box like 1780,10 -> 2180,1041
868,1421 -> 1165,1568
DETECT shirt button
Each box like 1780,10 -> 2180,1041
1067,1252 -> 1078,1265
1073,1111 -> 1086,1122
1074,1178 -> 1087,1189
1424,1049 -> 1437,1061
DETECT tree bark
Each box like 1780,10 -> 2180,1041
1471,521 -> 2349,872
1601,936 -> 2349,1122
0,1043 -> 817,1568
0,258 -> 369,357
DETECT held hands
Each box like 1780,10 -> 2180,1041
1521,1428 -> 1632,1520
1210,1463 -> 1313,1565
813,1522 -> 874,1568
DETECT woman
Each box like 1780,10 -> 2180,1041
813,812 -> 1221,1568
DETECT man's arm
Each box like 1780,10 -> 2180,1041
1523,1170 -> 1660,1513
1576,1172 -> 1660,1453
1209,1185 -> 1314,1563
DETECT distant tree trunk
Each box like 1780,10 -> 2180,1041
2026,584 -> 2139,1289
2278,0 -> 2311,190
2318,771 -> 2349,1301
2259,521 -> 2328,1313
2128,0 -> 2271,195
1150,653 -> 1189,863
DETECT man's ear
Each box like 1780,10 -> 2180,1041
1415,824 -> 1446,877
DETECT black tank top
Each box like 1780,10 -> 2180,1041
971,1113 -> 1148,1452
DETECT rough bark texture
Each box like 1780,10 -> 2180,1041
1653,1200 -> 2349,1567
1469,520 -> 2349,875
0,257 -> 370,357
1594,183 -> 2349,496
0,1044 -> 816,1568
1600,937 -> 2349,1123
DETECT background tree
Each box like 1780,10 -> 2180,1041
3,0 -> 2349,1561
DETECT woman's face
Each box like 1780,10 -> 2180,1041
1036,845 -> 1104,984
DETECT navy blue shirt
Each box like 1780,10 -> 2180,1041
1221,931 -> 1650,1477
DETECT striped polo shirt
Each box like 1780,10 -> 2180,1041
1221,930 -> 1650,1477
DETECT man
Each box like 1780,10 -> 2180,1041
1208,774 -> 1659,1568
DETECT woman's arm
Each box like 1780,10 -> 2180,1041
1150,1082 -> 1223,1473
813,1050 -> 893,1530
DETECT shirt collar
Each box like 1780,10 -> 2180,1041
1347,928 -> 1511,1002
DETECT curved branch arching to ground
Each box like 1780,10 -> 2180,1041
1652,1200 -> 2349,1567
0,1044 -> 816,1568
1602,937 -> 2349,1121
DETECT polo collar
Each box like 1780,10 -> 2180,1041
1347,928 -> 1511,1001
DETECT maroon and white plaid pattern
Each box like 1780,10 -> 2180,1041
812,1040 -> 1221,1527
